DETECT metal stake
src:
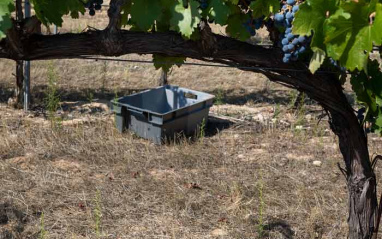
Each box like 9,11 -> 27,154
24,0 -> 31,111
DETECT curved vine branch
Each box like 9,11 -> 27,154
107,0 -> 127,31
0,26 -> 354,120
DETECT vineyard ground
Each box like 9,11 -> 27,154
1,11 -> 382,239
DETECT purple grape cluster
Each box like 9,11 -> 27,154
199,0 -> 208,9
274,0 -> 309,63
356,107 -> 374,133
243,16 -> 264,37
85,0 -> 103,16
329,58 -> 347,72
357,107 -> 366,123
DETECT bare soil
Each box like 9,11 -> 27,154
1,8 -> 382,239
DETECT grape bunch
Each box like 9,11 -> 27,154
274,0 -> 309,63
199,0 -> 208,10
357,107 -> 366,123
85,0 -> 103,16
356,107 -> 374,133
329,58 -> 347,72
243,15 -> 264,37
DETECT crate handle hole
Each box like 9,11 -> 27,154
184,92 -> 198,100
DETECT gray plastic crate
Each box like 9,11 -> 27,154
110,85 -> 215,144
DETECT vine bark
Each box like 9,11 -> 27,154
13,0 -> 24,108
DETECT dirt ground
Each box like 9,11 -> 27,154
1,7 -> 382,239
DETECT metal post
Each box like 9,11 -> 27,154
54,25 -> 58,34
24,0 -> 31,111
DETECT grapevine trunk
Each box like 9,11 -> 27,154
308,74 -> 378,239
330,110 -> 377,239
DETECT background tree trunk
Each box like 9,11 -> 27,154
158,69 -> 168,86
14,60 -> 24,108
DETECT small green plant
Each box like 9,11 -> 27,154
287,90 -> 299,109
257,175 -> 265,237
113,88 -> 119,104
101,61 -> 108,94
199,117 -> 206,140
312,118 -> 324,137
273,104 -> 281,119
214,88 -> 225,105
295,93 -> 306,126
45,61 -> 61,128
111,89 -> 121,130
86,90 -> 94,103
39,212 -> 47,239
93,189 -> 102,238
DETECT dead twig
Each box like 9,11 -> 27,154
337,163 -> 348,179
371,155 -> 382,170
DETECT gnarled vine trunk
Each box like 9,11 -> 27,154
328,91 -> 377,239
0,1 -> 379,236
262,71 -> 378,238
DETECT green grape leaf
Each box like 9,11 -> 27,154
372,3 -> 382,46
31,0 -> 85,26
293,0 -> 338,45
120,1 -> 132,27
350,60 -> 382,128
153,54 -> 186,73
226,0 -> 239,5
156,0 -> 178,32
309,48 -> 326,73
170,0 -> 201,38
130,0 -> 162,31
249,0 -> 279,18
351,72 -> 377,114
368,60 -> 382,107
293,0 -> 338,73
374,113 -> 382,135
209,0 -> 231,25
226,13 -> 251,41
0,0 -> 14,39
324,1 -> 382,71
351,60 -> 382,135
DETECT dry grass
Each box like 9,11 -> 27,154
0,107 -> 354,239
1,9 -> 382,239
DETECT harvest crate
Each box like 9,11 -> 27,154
110,85 -> 215,144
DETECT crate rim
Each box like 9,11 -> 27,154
110,85 -> 215,117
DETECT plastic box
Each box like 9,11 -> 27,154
110,85 -> 215,144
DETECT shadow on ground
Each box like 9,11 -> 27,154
205,115 -> 234,137
263,219 -> 295,239
211,88 -> 294,105
0,84 -> 14,103
0,202 -> 38,239
1,84 -> 297,106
